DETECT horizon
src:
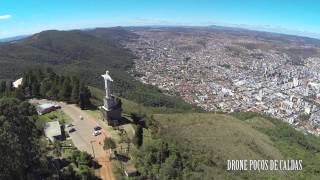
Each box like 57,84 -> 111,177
2,24 -> 320,42
0,0 -> 320,39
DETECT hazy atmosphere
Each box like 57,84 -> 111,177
0,0 -> 320,38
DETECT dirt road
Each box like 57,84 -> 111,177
58,102 -> 115,180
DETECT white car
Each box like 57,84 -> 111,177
93,130 -> 101,136
93,126 -> 102,136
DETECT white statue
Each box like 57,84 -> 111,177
100,70 -> 122,124
102,70 -> 113,99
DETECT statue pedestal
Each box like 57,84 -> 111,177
100,96 -> 122,126
101,106 -> 122,126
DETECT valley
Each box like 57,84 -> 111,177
122,27 -> 320,135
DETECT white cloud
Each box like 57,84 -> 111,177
0,30 -> 8,36
0,14 -> 12,20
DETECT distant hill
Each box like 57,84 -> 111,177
0,29 -> 132,81
85,26 -> 139,43
0,28 -> 194,110
0,35 -> 30,43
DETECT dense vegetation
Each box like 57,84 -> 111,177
0,98 -> 47,179
0,28 -> 194,110
21,68 -> 92,109
61,150 -> 99,180
0,95 -> 98,179
0,80 -> 24,100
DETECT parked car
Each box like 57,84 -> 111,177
93,131 -> 101,136
69,128 -> 76,133
93,126 -> 102,136
66,123 -> 73,128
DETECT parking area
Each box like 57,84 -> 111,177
30,99 -> 115,180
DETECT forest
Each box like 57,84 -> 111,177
20,68 -> 92,109
0,29 -> 195,111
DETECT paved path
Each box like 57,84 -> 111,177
31,99 -> 115,180
59,102 -> 115,180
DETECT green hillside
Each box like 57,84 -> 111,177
0,30 -> 133,81
130,112 -> 320,180
89,86 -> 320,179
0,28 -> 194,110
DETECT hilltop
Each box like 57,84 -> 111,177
0,29 -> 133,82
0,28 -> 193,110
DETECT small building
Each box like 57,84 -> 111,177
36,103 -> 60,115
44,121 -> 62,142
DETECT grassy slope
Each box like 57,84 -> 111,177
90,85 -> 320,179
153,112 -> 320,179
89,86 -> 196,115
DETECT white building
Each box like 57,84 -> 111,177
44,121 -> 62,142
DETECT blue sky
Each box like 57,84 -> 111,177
0,0 -> 319,38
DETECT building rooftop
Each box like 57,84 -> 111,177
37,103 -> 55,110
44,121 -> 61,141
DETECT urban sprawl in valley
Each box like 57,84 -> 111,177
122,27 -> 320,135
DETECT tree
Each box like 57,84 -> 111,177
22,72 -> 31,96
59,77 -> 72,101
78,151 -> 93,167
77,165 -> 97,180
79,83 -> 91,109
40,78 -> 52,97
31,80 -> 40,97
0,81 -> 6,94
103,137 -> 116,154
71,150 -> 93,168
13,88 -> 25,100
61,165 -> 77,180
0,98 -> 45,179
5,81 -> 13,94
71,77 -> 80,103
20,69 -> 91,108
134,125 -> 143,147
53,141 -> 62,157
